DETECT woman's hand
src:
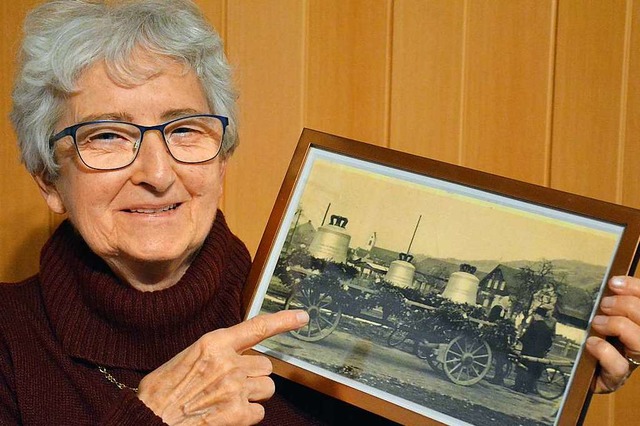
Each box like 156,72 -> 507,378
587,276 -> 640,393
137,310 -> 309,425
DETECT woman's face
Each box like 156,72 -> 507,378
36,60 -> 227,290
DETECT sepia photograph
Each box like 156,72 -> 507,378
245,130 -> 640,426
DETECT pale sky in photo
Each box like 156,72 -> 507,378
294,159 -> 619,267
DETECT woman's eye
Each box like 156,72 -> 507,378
91,132 -> 125,142
172,126 -> 199,135
79,131 -> 132,148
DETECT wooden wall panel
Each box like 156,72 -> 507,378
622,0 -> 640,209
462,1 -> 554,184
607,3 -> 640,424
193,0 -> 225,36
585,394 -> 614,426
614,375 -> 640,425
0,1 -> 52,283
389,0 -> 464,163
550,0 -> 627,202
554,2 -> 630,425
224,0 -> 305,254
306,0 -> 392,146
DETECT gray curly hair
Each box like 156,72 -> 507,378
11,0 -> 238,179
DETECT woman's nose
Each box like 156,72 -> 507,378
129,130 -> 176,192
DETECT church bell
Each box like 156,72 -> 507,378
308,215 -> 351,263
442,264 -> 479,305
384,253 -> 416,288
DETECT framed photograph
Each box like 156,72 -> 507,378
243,129 -> 640,426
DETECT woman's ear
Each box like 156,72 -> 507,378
33,173 -> 66,214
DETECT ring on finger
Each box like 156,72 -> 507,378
624,349 -> 640,372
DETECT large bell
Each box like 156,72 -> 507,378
384,253 -> 415,288
308,215 -> 351,263
442,264 -> 479,305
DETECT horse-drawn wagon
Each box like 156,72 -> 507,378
272,248 -> 571,397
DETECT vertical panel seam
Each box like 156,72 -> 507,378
220,0 -> 228,213
458,0 -> 469,166
302,0 -> 309,128
383,0 -> 394,149
544,0 -> 559,189
221,0 -> 228,46
616,0 -> 633,206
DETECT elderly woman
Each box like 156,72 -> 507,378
1,0 -> 639,425
1,0 -> 316,424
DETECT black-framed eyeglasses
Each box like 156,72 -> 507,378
49,114 -> 229,171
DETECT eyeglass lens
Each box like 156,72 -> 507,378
74,116 -> 224,170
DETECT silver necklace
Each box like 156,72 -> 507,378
98,366 -> 139,393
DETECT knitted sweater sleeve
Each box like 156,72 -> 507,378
98,390 -> 167,425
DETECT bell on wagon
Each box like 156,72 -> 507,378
308,214 -> 351,263
442,263 -> 480,305
383,215 -> 423,289
384,252 -> 416,288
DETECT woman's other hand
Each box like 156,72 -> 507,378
137,310 -> 309,425
587,276 -> 640,393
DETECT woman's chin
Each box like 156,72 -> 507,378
123,245 -> 191,264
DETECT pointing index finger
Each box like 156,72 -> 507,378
220,310 -> 309,353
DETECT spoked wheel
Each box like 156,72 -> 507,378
284,285 -> 341,342
443,335 -> 492,385
536,367 -> 567,400
387,323 -> 409,347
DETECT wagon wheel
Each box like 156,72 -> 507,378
443,335 -> 492,386
284,285 -> 342,342
536,367 -> 567,400
387,323 -> 409,347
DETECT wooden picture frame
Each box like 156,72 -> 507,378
243,129 -> 640,426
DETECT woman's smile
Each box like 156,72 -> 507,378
124,203 -> 181,215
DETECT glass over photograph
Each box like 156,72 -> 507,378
247,144 -> 627,426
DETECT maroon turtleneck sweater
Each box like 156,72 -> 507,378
0,211 -> 321,425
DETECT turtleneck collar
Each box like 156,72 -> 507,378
39,210 -> 251,370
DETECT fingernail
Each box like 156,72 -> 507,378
592,315 -> 608,325
586,336 -> 599,347
610,276 -> 626,289
296,310 -> 309,324
600,296 -> 615,308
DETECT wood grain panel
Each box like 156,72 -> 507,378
622,0 -> 640,209
614,375 -> 640,425
614,4 -> 640,425
584,393 -> 613,426
0,1 -> 53,283
389,0 -> 464,163
462,1 -> 554,184
193,0 -> 225,38
550,1 -> 626,202
305,0 -> 391,146
224,0 -> 305,254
